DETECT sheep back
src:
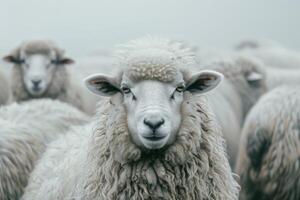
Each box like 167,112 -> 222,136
236,86 -> 300,200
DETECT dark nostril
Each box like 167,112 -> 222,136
32,80 -> 41,87
143,118 -> 165,131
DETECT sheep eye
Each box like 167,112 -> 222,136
175,86 -> 185,93
18,59 -> 25,65
121,86 -> 131,94
51,60 -> 58,65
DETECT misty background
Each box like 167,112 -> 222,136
0,0 -> 299,57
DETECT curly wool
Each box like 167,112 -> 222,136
116,36 -> 196,82
23,96 -> 239,200
0,99 -> 89,200
236,86 -> 300,200
75,94 -> 239,200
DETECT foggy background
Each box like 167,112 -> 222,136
0,0 -> 299,57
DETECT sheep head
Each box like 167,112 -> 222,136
3,40 -> 74,97
212,56 -> 267,119
85,38 -> 223,151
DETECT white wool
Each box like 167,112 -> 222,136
0,99 -> 89,200
115,36 -> 197,70
237,42 -> 300,69
0,69 -> 10,106
197,55 -> 267,168
236,85 -> 300,199
265,67 -> 300,90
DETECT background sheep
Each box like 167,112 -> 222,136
234,39 -> 282,51
236,85 -> 300,200
198,56 -> 267,167
0,99 -> 89,200
3,40 -> 98,115
22,37 -> 239,200
235,39 -> 300,69
0,69 -> 10,106
265,67 -> 300,90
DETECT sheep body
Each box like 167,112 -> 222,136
236,86 -> 300,200
265,67 -> 300,90
22,37 -> 239,200
0,69 -> 10,105
200,56 -> 267,167
23,98 -> 238,200
0,99 -> 89,200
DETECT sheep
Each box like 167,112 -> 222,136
264,67 -> 300,90
235,39 -> 282,51
2,40 -> 97,115
22,37 -> 239,200
0,99 -> 89,200
236,85 -> 300,200
0,69 -> 10,105
234,40 -> 300,90
235,39 -> 300,70
198,56 -> 267,167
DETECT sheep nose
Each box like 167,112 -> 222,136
32,80 -> 41,87
143,118 -> 165,132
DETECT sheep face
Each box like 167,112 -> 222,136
85,70 -> 222,150
120,75 -> 185,150
19,53 -> 57,96
3,40 -> 74,97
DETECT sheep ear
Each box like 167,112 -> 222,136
246,71 -> 263,87
59,58 -> 74,65
3,55 -> 18,63
185,70 -> 223,94
84,73 -> 121,96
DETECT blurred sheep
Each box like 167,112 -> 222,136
0,99 -> 89,200
198,56 -> 267,167
236,85 -> 300,200
3,40 -> 99,115
0,69 -> 10,105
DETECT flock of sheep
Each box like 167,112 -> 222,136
0,37 -> 299,200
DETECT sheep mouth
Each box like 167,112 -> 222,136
32,86 -> 41,92
142,135 -> 166,141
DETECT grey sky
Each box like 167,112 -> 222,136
0,0 -> 299,57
